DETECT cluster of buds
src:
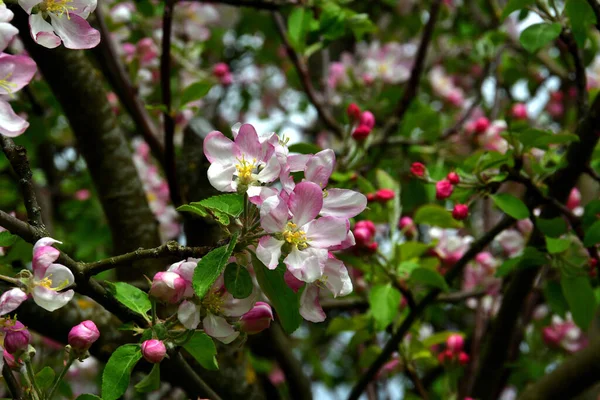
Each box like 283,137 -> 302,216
347,103 -> 376,141
353,220 -> 378,253
437,334 -> 469,366
398,216 -> 417,238
213,62 -> 233,86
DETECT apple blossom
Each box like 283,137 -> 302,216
0,4 -> 18,52
19,0 -> 101,49
446,334 -> 464,353
452,204 -> 469,220
68,320 -> 99,351
511,103 -> 528,120
239,302 -> 273,334
3,321 -> 31,354
0,53 -> 37,137
398,216 -> 417,238
0,288 -> 28,316
410,162 -> 426,177
447,172 -> 460,185
435,180 -> 454,200
360,111 -> 375,129
141,339 -> 166,363
149,271 -> 187,304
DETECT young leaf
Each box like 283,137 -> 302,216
186,194 -> 245,225
106,282 -> 151,319
35,366 -> 55,391
414,204 -> 463,228
536,217 -> 568,238
193,234 -> 238,299
0,231 -> 18,247
180,81 -> 212,106
176,204 -> 207,218
544,281 -> 568,317
182,331 -> 219,370
288,8 -> 311,52
102,344 -> 142,400
252,254 -> 302,334
491,193 -> 530,219
561,275 -> 596,330
565,0 -> 597,48
501,0 -> 535,20
422,331 -> 462,348
545,236 -> 571,254
135,363 -> 161,393
410,268 -> 449,292
224,263 -> 253,299
583,220 -> 600,247
369,284 -> 401,330
519,22 -> 562,53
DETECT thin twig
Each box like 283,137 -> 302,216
161,0 -> 181,206
346,216 -> 515,400
2,363 -> 24,400
171,352 -> 224,400
272,11 -> 344,138
0,136 -> 46,231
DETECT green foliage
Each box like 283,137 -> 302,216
561,275 -> 596,330
414,204 -> 463,228
490,193 -> 530,220
288,8 -> 315,53
583,220 -> 600,247
410,267 -> 449,292
180,81 -> 213,107
537,217 -> 568,238
369,284 -> 401,330
514,129 -> 579,149
102,344 -> 142,400
178,194 -> 245,226
519,23 -> 562,53
0,231 -> 18,247
501,0 -> 535,20
565,0 -> 597,48
545,236 -> 571,254
253,254 -> 302,334
106,282 -> 152,320
496,247 -> 547,277
35,366 -> 55,391
135,364 -> 161,393
224,263 -> 253,299
193,234 -> 238,299
183,331 -> 219,370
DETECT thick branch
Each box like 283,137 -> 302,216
272,11 -> 344,138
347,216 -> 515,400
1,136 -> 45,230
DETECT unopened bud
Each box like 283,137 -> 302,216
239,302 -> 274,334
68,320 -> 100,352
141,339 -> 166,364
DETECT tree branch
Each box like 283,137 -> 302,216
347,216 -> 515,400
1,136 -> 46,230
560,31 -> 588,117
2,362 -> 24,400
272,11 -> 344,138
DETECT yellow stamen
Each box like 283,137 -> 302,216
43,0 -> 76,19
36,274 -> 70,291
283,222 -> 308,249
202,291 -> 224,315
235,156 -> 257,185
0,71 -> 17,96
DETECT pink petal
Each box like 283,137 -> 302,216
70,0 -> 97,19
32,246 -> 60,279
247,186 -> 278,206
284,247 -> 326,283
0,100 -> 28,137
321,188 -> 367,218
304,216 -> 348,248
0,23 -> 18,52
288,181 -> 323,227
177,300 -> 201,329
256,155 -> 280,184
29,13 -> 60,49
0,53 -> 37,93
0,288 -> 28,316
48,13 -> 100,50
235,123 -> 262,160
287,154 -> 311,172
323,258 -> 352,297
256,236 -> 284,269
299,284 -> 326,322
305,149 -> 335,188
203,314 -> 239,344
203,130 -> 235,164
260,196 -> 289,233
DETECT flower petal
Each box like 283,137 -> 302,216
305,149 -> 335,188
260,195 -> 289,233
284,247 -> 326,283
0,288 -> 28,316
235,123 -> 262,160
0,53 -> 36,94
207,163 -> 236,192
287,154 -> 311,172
32,247 -> 60,279
48,13 -> 100,50
70,0 -> 97,19
32,286 -> 74,312
304,216 -> 348,248
0,23 -> 18,52
0,100 -> 29,137
247,185 -> 278,206
44,264 -> 75,288
288,181 -> 323,227
222,291 -> 256,317
321,189 -> 367,219
299,284 -> 326,322
29,13 -> 60,49
203,314 -> 239,344
177,300 -> 201,329
256,155 -> 281,184
323,257 -> 353,297
18,0 -> 39,14
203,130 -> 235,164
257,236 -> 284,269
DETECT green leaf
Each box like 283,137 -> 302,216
544,280 -> 569,317
519,22 -> 562,53
515,129 -> 579,149
565,0 -> 597,48
35,366 -> 55,391
102,344 -> 142,400
0,231 -> 18,247
288,8 -> 312,52
176,204 -> 208,218
135,363 -> 161,393
106,282 -> 151,319
193,234 -> 238,299
369,284 -> 401,330
414,204 -> 463,228
398,242 -> 430,261
583,220 -> 600,247
224,263 -> 253,299
180,81 -> 212,106
422,331 -> 462,348
491,193 -> 530,219
410,268 -> 449,292
561,275 -> 597,330
183,331 -> 219,370
501,0 -> 535,20
252,254 -> 302,334
537,217 -> 568,238
496,247 -> 547,277
347,13 -> 375,39
545,236 -> 571,254
288,143 -> 321,154
376,169 -> 402,233
75,396 -> 103,400
186,194 -> 245,225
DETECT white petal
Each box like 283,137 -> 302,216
44,264 -> 75,288
256,156 -> 280,184
0,288 -> 28,315
260,195 -> 289,233
299,284 -> 326,322
32,286 -> 74,312
0,23 -> 18,52
70,0 -> 97,19
177,300 -> 201,329
257,236 -> 284,269
304,216 -> 348,248
0,100 -> 28,137
207,163 -> 236,192
29,13 -> 60,49
203,314 -> 239,344
323,258 -> 352,297
48,13 -> 100,50
222,291 -> 256,317
284,247 -> 325,283
203,130 -> 235,164
19,0 -> 40,14
321,189 -> 367,219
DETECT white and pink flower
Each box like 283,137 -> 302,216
0,53 -> 37,137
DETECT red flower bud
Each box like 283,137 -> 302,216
458,352 -> 470,365
446,172 -> 460,185
473,117 -> 490,134
353,227 -> 373,247
446,334 -> 464,353
355,220 -> 376,236
452,204 -> 469,220
347,103 -> 361,121
3,321 -> 31,354
141,339 -> 166,364
68,320 -> 100,352
366,242 -> 378,253
213,62 -> 230,78
410,162 -> 426,177
435,180 -> 454,200
511,103 -> 528,120
359,111 -> 375,129
375,188 -> 395,202
366,193 -> 377,202
352,124 -> 372,141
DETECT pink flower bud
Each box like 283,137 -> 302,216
353,227 -> 373,247
239,302 -> 274,334
375,188 -> 394,202
3,350 -> 17,369
473,117 -> 490,134
435,180 -> 454,200
352,124 -> 371,141
446,334 -> 464,353
68,320 -> 100,351
410,162 -> 426,177
542,326 -> 562,347
566,188 -> 581,211
366,193 -> 377,202
446,172 -> 460,185
74,189 -> 91,201
366,242 -> 378,253
347,103 -> 361,121
360,111 -> 375,129
547,102 -> 564,118
149,271 -> 187,304
355,220 -> 376,236
398,217 -> 416,238
452,204 -> 469,220
511,103 -> 528,120
220,72 -> 233,86
458,352 -> 469,365
213,62 -> 230,78
4,321 -> 31,354
141,339 -> 166,364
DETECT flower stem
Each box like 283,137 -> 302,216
47,353 -> 75,400
23,358 -> 42,400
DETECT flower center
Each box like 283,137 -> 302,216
36,274 -> 69,291
0,72 -> 17,95
42,0 -> 76,18
202,292 -> 224,315
235,156 -> 257,185
283,222 -> 308,250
